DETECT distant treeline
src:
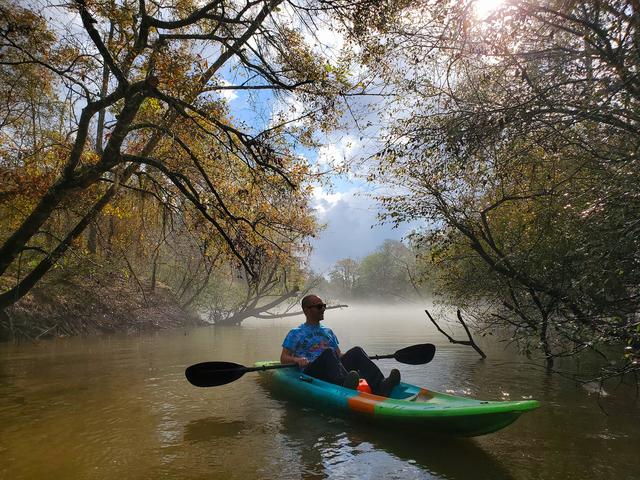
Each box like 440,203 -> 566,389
312,240 -> 433,303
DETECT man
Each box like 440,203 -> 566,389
280,294 -> 401,397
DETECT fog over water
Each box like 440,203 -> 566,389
1,304 -> 638,479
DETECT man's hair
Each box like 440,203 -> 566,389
301,294 -> 318,309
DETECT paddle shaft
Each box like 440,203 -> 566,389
240,349 -> 423,373
185,343 -> 435,387
242,362 -> 297,373
368,354 -> 394,360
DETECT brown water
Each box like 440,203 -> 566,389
1,305 -> 639,479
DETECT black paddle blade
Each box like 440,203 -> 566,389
185,361 -> 247,387
394,343 -> 436,365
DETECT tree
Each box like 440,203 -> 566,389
207,258 -> 302,325
354,240 -> 415,301
369,0 -> 640,377
323,240 -> 427,302
328,258 -> 359,299
0,0 -> 400,316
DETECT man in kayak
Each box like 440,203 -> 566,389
280,294 -> 401,397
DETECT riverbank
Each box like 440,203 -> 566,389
0,268 -> 205,341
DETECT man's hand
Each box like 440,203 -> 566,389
294,357 -> 309,368
281,348 -> 309,368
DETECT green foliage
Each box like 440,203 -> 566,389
369,0 -> 640,377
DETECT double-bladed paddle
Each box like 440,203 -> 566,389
185,343 -> 436,388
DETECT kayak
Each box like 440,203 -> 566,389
256,361 -> 539,437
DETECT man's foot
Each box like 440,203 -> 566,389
377,368 -> 401,397
342,370 -> 360,390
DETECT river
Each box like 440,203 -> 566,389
1,305 -> 638,479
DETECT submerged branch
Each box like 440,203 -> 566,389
425,308 -> 487,359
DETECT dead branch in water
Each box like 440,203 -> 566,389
425,308 -> 487,359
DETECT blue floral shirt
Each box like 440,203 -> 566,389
282,323 -> 339,362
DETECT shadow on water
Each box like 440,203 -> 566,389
259,378 -> 515,480
183,416 -> 248,443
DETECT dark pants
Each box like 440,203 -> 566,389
303,347 -> 385,394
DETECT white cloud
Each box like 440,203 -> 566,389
217,79 -> 239,102
270,2 -> 345,61
314,26 -> 344,52
302,25 -> 346,63
316,135 -> 362,169
309,186 -> 419,273
311,186 -> 347,217
269,94 -> 306,128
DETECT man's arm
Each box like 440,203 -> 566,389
281,347 -> 309,368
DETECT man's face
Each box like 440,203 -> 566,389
304,296 -> 326,322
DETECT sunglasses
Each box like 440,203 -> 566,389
308,303 -> 327,310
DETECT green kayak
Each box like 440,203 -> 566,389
257,361 -> 539,437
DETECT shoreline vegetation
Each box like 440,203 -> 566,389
0,268 -> 204,342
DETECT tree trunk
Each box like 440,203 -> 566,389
213,290 -> 310,326
150,249 -> 159,292
0,85 -> 144,283
540,314 -> 554,370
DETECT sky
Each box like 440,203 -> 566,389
30,0 -> 507,277
302,0 -> 513,274
169,1 -> 501,276
308,185 -> 417,273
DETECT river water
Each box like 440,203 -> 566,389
1,304 -> 638,479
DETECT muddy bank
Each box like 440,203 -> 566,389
0,269 -> 206,341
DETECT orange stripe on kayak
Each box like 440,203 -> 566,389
347,391 -> 383,415
417,388 -> 434,400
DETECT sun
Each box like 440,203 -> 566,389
474,0 -> 505,19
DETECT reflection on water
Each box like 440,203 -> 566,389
0,304 -> 639,479
276,402 -> 516,480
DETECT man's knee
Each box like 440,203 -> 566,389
344,346 -> 367,358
